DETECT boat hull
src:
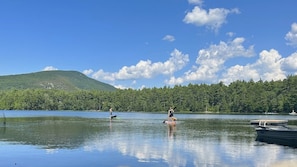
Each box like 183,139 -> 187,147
256,127 -> 297,147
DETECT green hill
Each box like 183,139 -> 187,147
0,70 -> 117,91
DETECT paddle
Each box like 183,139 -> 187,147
171,107 -> 177,121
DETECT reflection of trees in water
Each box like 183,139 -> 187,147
1,126 -> 6,135
0,113 -> 6,134
0,117 -> 108,149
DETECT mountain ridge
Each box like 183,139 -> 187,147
0,70 -> 116,91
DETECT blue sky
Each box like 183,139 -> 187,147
1,0 -> 297,89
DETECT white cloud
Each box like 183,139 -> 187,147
226,32 -> 235,37
112,81 -> 146,90
183,6 -> 240,32
166,76 -> 184,85
281,52 -> 297,75
166,37 -> 255,85
285,22 -> 297,47
42,66 -> 58,71
92,69 -> 115,81
256,49 -> 286,81
85,21 -> 297,89
221,65 -> 259,83
83,69 -> 93,75
162,35 -> 175,42
90,49 -> 189,82
188,0 -> 203,5
192,22 -> 297,85
221,49 -> 290,84
113,84 -> 129,90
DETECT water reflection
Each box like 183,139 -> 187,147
0,113 -> 297,167
167,125 -> 176,139
82,118 -> 289,167
0,117 -> 102,149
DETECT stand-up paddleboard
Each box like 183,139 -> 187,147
164,107 -> 177,125
163,117 -> 177,125
163,120 -> 176,125
110,115 -> 117,119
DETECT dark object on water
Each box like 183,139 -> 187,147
110,115 -> 117,119
251,119 -> 297,148
3,113 -> 6,125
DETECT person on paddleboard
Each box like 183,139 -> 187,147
168,107 -> 174,118
109,107 -> 117,119
163,107 -> 176,124
109,107 -> 113,116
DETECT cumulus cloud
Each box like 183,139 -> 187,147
88,49 -> 189,82
281,52 -> 297,74
220,49 -> 287,84
183,6 -> 240,32
166,37 -> 255,85
43,66 -> 58,71
162,35 -> 175,42
83,69 -> 93,75
285,22 -> 297,47
256,49 -> 286,81
221,65 -> 259,83
165,23 -> 297,86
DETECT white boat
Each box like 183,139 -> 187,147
289,110 -> 297,115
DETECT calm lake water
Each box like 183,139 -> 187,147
1,111 -> 297,167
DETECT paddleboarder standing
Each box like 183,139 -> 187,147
168,107 -> 174,118
109,107 -> 117,119
163,107 -> 176,124
109,107 -> 113,116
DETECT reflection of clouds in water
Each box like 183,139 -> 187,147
83,130 -> 294,167
251,144 -> 286,167
182,139 -> 220,166
84,132 -> 187,167
45,149 -> 58,154
182,137 -> 286,167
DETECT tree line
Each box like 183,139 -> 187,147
0,75 -> 297,113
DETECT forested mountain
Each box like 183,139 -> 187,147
0,74 -> 297,113
0,70 -> 116,91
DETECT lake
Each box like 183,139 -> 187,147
1,111 -> 297,167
